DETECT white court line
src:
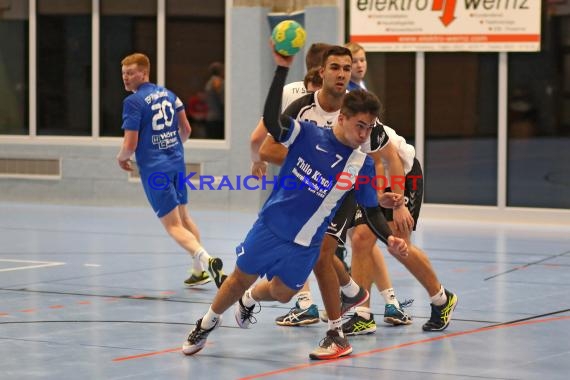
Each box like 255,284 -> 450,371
0,259 -> 66,272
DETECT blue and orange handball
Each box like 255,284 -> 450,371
271,20 -> 306,56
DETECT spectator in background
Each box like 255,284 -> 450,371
204,62 -> 224,139
345,42 -> 368,91
186,91 -> 208,139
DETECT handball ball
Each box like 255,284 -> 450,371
271,20 -> 306,56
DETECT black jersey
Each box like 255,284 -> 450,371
283,90 -> 389,153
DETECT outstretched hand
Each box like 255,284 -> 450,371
386,235 -> 408,258
251,161 -> 268,179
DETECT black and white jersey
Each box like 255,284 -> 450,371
283,90 -> 389,154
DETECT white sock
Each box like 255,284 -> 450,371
328,317 -> 344,338
380,288 -> 400,307
241,288 -> 257,308
430,285 -> 447,306
194,247 -> 212,267
192,257 -> 204,275
201,306 -> 221,330
296,291 -> 313,309
340,278 -> 360,298
355,306 -> 371,320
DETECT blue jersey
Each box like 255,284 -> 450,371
121,82 -> 185,173
259,120 -> 378,247
347,80 -> 364,92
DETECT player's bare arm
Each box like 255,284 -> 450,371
377,143 -> 414,232
116,130 -> 138,172
178,110 -> 192,143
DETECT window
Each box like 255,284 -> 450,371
37,0 -> 92,136
507,8 -> 570,208
100,0 -> 157,137
0,1 -> 28,135
424,53 -> 498,205
166,0 -> 225,140
366,53 -> 415,142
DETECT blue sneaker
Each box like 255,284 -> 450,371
384,303 -> 412,325
275,302 -> 320,326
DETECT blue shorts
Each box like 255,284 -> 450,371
236,218 -> 320,291
140,168 -> 188,218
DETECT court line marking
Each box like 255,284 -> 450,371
238,315 -> 570,380
110,315 -> 570,376
0,259 -> 65,272
485,250 -> 570,280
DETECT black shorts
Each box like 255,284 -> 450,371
325,190 -> 356,245
379,158 -> 423,230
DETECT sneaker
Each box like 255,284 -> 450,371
309,330 -> 352,360
422,289 -> 458,332
207,257 -> 227,289
182,317 -> 221,355
384,303 -> 412,325
340,287 -> 369,316
184,271 -> 212,287
234,298 -> 259,329
342,312 -> 377,336
275,302 -> 320,326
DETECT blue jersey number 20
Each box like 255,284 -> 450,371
151,100 -> 175,131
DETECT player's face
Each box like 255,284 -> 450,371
351,50 -> 367,81
320,55 -> 352,96
338,112 -> 375,148
121,64 -> 146,92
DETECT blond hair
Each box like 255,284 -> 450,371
121,53 -> 150,74
344,42 -> 365,56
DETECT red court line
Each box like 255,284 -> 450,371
238,315 -> 570,380
111,315 -> 570,370
112,347 -> 180,362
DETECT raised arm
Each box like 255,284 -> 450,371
262,65 -> 293,142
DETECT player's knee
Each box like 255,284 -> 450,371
269,284 -> 295,303
351,227 -> 375,252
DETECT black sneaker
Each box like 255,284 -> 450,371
182,317 -> 221,355
340,287 -> 369,316
234,297 -> 259,328
422,289 -> 458,332
183,271 -> 211,287
207,257 -> 227,288
309,330 -> 353,360
342,312 -> 377,336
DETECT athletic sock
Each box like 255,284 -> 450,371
241,288 -> 257,308
192,256 -> 204,276
328,317 -> 344,338
380,288 -> 400,307
201,306 -> 221,329
194,247 -> 212,267
430,285 -> 447,306
355,306 -> 372,320
296,291 -> 313,309
340,278 -> 360,298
